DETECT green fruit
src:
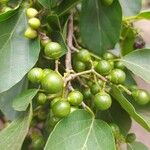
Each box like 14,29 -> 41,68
37,93 -> 47,105
68,91 -> 83,106
28,68 -> 43,84
109,123 -> 120,137
32,135 -> 45,150
94,92 -> 112,110
52,101 -> 71,118
74,61 -> 86,72
90,84 -> 101,95
41,71 -> 64,94
95,60 -> 112,75
132,89 -> 150,105
28,17 -> 41,29
37,110 -> 47,120
114,61 -> 125,70
83,88 -> 92,99
70,107 -> 78,113
26,8 -> 38,18
101,0 -> 114,6
44,42 -> 63,59
41,38 -> 51,47
77,49 -> 91,62
24,27 -> 37,39
43,68 -> 53,77
126,133 -> 136,143
103,52 -> 114,60
108,69 -> 126,84
51,97 -> 61,107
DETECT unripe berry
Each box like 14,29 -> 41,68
41,71 -> 64,94
41,38 -> 51,47
37,93 -> 47,105
28,17 -> 41,29
52,101 -> 71,118
132,89 -> 150,106
126,133 -> 136,143
95,60 -> 112,75
103,52 -> 114,60
44,42 -> 63,59
74,61 -> 86,72
28,68 -> 43,84
108,69 -> 126,84
68,91 -> 83,106
26,8 -> 38,18
24,27 -> 37,39
114,61 -> 125,70
77,49 -> 91,62
94,92 -> 112,110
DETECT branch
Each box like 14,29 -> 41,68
65,14 -> 74,72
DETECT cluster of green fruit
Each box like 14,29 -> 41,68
28,50 -> 150,126
24,8 -> 41,39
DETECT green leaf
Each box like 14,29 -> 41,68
0,106 -> 32,150
47,14 -> 62,32
0,9 -> 40,93
56,0 -> 80,16
80,0 -> 122,55
13,89 -> 38,111
0,78 -> 28,120
127,141 -> 149,150
98,101 -> 132,136
111,85 -> 150,132
38,0 -> 51,9
44,110 -> 116,150
120,24 -> 136,56
119,0 -> 142,16
0,6 -> 19,22
121,49 -> 150,84
136,10 -> 150,20
124,69 -> 137,86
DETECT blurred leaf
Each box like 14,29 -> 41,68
124,69 -> 137,86
119,0 -> 142,16
127,141 -> 149,150
44,110 -> 116,150
47,14 -> 62,31
0,106 -> 32,150
56,0 -> 80,16
121,49 -> 150,84
0,78 -> 28,120
38,0 -> 51,9
13,89 -> 38,111
111,85 -> 150,132
0,8 -> 40,93
0,6 -> 19,22
80,0 -> 122,55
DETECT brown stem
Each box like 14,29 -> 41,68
65,14 -> 74,72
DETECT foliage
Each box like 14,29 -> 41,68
0,0 -> 150,150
